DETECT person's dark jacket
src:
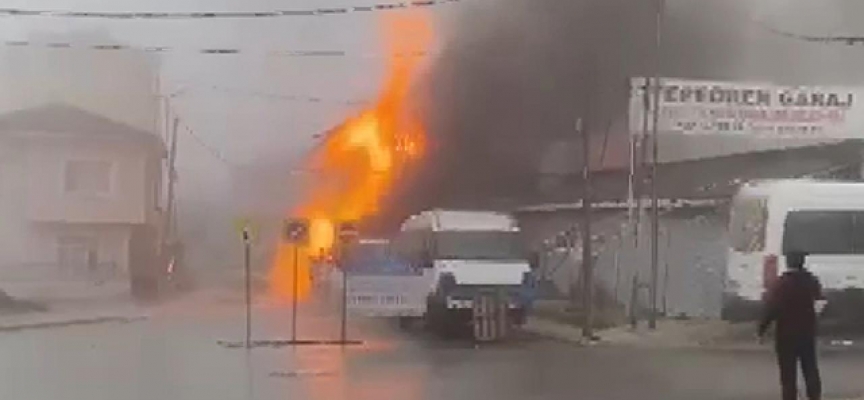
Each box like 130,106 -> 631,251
758,270 -> 823,340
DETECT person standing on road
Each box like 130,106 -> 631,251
758,251 -> 823,400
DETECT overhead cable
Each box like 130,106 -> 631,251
0,0 -> 460,20
181,124 -> 237,168
2,40 -> 430,58
201,85 -> 367,106
753,18 -> 864,45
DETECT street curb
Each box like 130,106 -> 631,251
524,316 -> 764,351
0,314 -> 148,333
522,318 -> 588,346
526,317 -> 864,353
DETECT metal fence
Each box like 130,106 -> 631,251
525,208 -> 729,318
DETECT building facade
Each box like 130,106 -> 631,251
0,105 -> 163,301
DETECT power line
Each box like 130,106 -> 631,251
0,0 -> 460,20
200,85 -> 367,106
2,40 -> 431,58
180,123 -> 237,168
753,18 -> 864,45
180,123 -> 334,170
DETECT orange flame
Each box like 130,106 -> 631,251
268,12 -> 432,301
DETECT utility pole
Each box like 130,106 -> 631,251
162,118 -> 179,258
648,0 -> 665,330
662,229 -> 671,316
579,117 -> 594,339
628,78 -> 649,244
243,227 -> 252,349
613,243 -> 622,304
162,93 -> 172,144
634,77 -> 652,246
578,18 -> 598,338
158,84 -> 189,249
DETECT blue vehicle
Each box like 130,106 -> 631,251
332,239 -> 434,321
342,239 -> 415,275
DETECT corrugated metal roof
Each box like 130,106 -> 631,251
539,129 -> 842,174
526,140 -> 864,208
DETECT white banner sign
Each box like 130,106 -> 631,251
629,77 -> 864,138
330,270 -> 434,318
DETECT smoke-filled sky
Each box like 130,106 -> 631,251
430,0 -> 864,162
2,0 -> 864,240
0,0 -> 450,229
399,0 -> 864,213
0,0 -> 446,264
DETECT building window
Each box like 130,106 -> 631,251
64,160 -> 112,195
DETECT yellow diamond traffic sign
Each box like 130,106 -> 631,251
233,217 -> 260,242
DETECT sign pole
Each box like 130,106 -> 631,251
291,244 -> 299,342
340,259 -> 348,344
243,227 -> 252,349
282,218 -> 310,345
336,221 -> 358,345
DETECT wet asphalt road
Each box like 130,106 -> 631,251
2,293 -> 864,400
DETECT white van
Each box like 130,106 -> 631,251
392,210 -> 533,334
724,180 -> 864,321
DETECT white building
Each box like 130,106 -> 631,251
0,104 -> 164,302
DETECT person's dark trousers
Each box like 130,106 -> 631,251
776,336 -> 821,400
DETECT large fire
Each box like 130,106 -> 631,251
268,12 -> 432,301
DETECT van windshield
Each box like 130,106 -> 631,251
783,210 -> 864,255
346,241 -> 390,263
343,241 -> 417,274
434,231 -> 522,260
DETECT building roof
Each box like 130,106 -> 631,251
0,104 -> 162,150
522,139 -> 864,210
540,128 -> 844,174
